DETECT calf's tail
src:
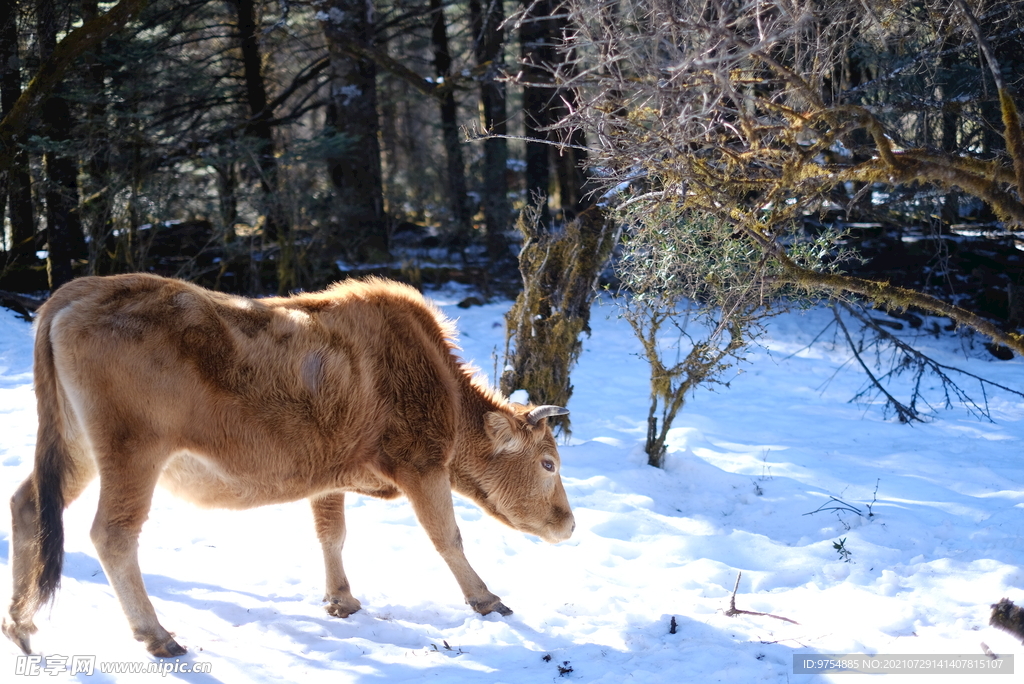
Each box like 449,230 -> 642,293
31,309 -> 70,605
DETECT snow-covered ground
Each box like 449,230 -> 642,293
1,286 -> 1022,682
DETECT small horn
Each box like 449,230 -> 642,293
526,405 -> 570,426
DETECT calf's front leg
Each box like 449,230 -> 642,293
401,470 -> 511,616
310,492 -> 361,617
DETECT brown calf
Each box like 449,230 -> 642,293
3,274 -> 574,657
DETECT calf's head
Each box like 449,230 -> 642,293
469,404 -> 575,544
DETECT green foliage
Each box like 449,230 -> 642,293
619,207 -> 848,303
833,538 -> 852,563
617,207 -> 841,467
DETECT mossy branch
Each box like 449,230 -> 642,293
779,263 -> 1024,356
998,90 -> 1024,206
955,0 -> 1024,202
789,153 -> 1024,226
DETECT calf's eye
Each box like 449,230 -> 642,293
542,459 -> 555,472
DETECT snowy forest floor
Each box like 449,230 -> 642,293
1,287 -> 1022,682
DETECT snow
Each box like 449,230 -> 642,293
1,287 -> 1023,682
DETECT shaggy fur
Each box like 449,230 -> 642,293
3,274 -> 574,657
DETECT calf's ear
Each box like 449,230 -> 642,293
484,411 -> 527,453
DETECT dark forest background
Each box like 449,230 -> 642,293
1,0 -> 1024,341
0,0 -> 597,297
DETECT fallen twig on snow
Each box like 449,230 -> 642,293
724,572 -> 800,625
803,496 -> 863,517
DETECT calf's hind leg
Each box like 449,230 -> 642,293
90,459 -> 184,657
4,458 -> 96,653
4,478 -> 45,652
310,492 -> 362,617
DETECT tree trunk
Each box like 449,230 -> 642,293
520,0 -> 558,229
500,207 -> 619,437
233,0 -> 284,248
521,0 -> 591,226
551,89 -> 591,219
470,0 -> 510,261
430,0 -> 472,249
40,96 -> 85,290
320,0 -> 387,263
645,401 -> 664,469
0,0 -> 35,262
548,3 -> 591,219
842,40 -> 873,219
37,0 -> 85,291
0,0 -> 10,255
940,39 -> 960,232
216,161 -> 239,242
81,0 -> 115,276
5,152 -> 35,260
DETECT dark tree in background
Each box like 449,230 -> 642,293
233,0 -> 284,244
0,0 -> 599,295
519,0 -> 594,228
470,0 -> 511,261
0,0 -> 35,264
0,0 -> 585,290
36,0 -> 86,290
519,0 -> 558,228
2,0 -> 1021,385
80,0 -> 114,276
430,0 -> 473,248
321,0 -> 387,266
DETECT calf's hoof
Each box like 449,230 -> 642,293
2,616 -> 35,654
468,595 -> 513,617
324,597 -> 361,618
490,602 -> 513,617
143,634 -> 187,658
